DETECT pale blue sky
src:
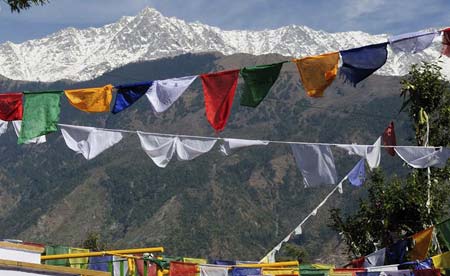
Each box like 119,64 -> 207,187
0,0 -> 448,43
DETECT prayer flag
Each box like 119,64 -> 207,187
442,28 -> 450,57
45,245 -> 69,266
337,137 -> 381,170
432,251 -> 450,269
290,144 -> 338,187
293,52 -> 339,97
437,219 -> 450,250
0,93 -> 23,121
60,124 -> 123,160
389,31 -> 437,53
348,159 -> 366,186
240,62 -> 285,107
200,265 -> 228,276
112,81 -> 153,114
410,227 -> 433,261
340,43 -> 388,86
220,138 -> 269,155
137,132 -> 217,168
113,256 -> 129,276
88,256 -> 112,272
0,120 -> 7,136
383,121 -> 396,156
170,261 -> 197,276
18,91 -> 61,144
183,258 -> 207,264
232,267 -> 262,276
385,239 -> 409,265
12,121 -> 46,144
394,147 -> 450,168
413,269 -> 441,276
201,70 -> 239,132
65,84 -> 113,113
136,259 -> 158,276
146,76 -> 197,113
363,248 -> 385,267
68,247 -> 89,269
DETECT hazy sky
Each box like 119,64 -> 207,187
0,0 -> 448,43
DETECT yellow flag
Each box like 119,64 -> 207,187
68,247 -> 90,269
182,257 -> 207,264
65,84 -> 113,112
410,227 -> 433,261
293,52 -> 339,97
432,251 -> 450,269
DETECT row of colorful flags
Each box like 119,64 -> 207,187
0,28 -> 449,142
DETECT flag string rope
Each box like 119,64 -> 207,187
57,123 -> 443,149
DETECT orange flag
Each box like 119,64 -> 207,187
410,227 -> 433,261
293,52 -> 339,97
65,84 -> 113,112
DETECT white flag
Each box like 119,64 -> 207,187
60,124 -> 123,160
220,138 -> 269,155
146,76 -> 197,113
200,265 -> 228,276
337,137 -> 381,170
0,120 -> 8,136
12,121 -> 46,144
395,147 -> 450,168
137,132 -> 216,168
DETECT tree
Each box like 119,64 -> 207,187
5,0 -> 49,12
329,62 -> 450,257
82,232 -> 107,252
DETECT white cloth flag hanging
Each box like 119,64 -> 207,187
137,132 -> 217,168
220,138 -> 269,155
364,248 -> 386,267
60,124 -> 123,160
395,146 -> 450,168
200,265 -> 228,276
146,76 -> 197,113
12,120 -> 46,144
0,120 -> 8,136
290,144 -> 338,187
112,256 -> 129,276
337,137 -> 381,170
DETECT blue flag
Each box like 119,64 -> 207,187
348,159 -> 366,186
339,42 -> 388,86
112,81 -> 153,114
232,267 -> 262,276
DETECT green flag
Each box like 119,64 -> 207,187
240,62 -> 285,107
18,91 -> 62,144
437,218 -> 450,250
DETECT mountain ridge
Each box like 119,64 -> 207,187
1,7 -> 449,82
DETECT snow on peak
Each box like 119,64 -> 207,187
0,6 -> 448,82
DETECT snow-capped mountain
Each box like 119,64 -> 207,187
0,7 -> 448,82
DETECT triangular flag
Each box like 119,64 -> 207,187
112,81 -> 153,114
240,62 -> 285,107
220,138 -> 269,155
293,52 -> 339,97
410,227 -> 433,261
201,69 -> 240,132
395,147 -> 450,168
348,159 -> 366,186
383,121 -> 397,156
60,124 -> 123,160
12,121 -> 46,144
364,248 -> 386,267
0,93 -> 23,121
291,144 -> 338,187
65,85 -> 113,113
340,43 -> 388,86
137,132 -> 217,168
442,28 -> 450,57
389,31 -> 437,53
18,91 -> 61,144
146,76 -> 197,113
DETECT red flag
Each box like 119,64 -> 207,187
0,93 -> 23,121
442,28 -> 450,57
383,121 -> 396,156
136,258 -> 157,276
169,261 -> 197,276
201,69 -> 239,132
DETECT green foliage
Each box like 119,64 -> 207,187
82,232 -> 107,251
329,62 -> 450,258
5,0 -> 49,12
277,243 -> 308,262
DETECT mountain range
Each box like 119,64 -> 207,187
0,7 -> 449,82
